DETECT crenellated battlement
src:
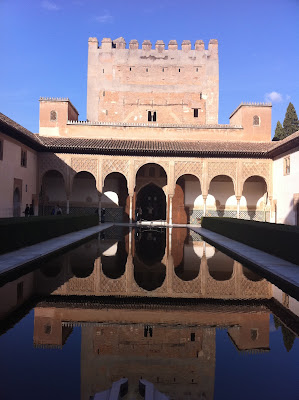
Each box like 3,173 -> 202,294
88,37 -> 218,52
87,35 -> 219,125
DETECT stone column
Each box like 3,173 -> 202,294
169,195 -> 173,225
203,195 -> 207,217
66,198 -> 70,215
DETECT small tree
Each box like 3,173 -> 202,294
282,102 -> 299,138
272,121 -> 284,141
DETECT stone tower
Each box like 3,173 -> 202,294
87,37 -> 219,125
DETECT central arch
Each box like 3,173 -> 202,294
137,183 -> 166,221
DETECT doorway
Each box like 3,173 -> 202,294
136,184 -> 166,221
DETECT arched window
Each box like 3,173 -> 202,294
50,110 -> 57,121
253,115 -> 260,126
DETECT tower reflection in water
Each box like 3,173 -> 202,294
0,227 -> 298,400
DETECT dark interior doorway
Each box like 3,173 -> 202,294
136,184 -> 166,221
13,187 -> 21,217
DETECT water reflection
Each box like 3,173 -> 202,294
134,228 -> 166,291
0,227 -> 298,400
207,250 -> 234,281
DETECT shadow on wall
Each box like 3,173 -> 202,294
39,154 -> 129,222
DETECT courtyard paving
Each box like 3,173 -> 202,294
0,223 -> 112,276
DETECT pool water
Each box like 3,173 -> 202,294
0,227 -> 298,400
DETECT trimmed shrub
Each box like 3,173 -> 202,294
0,214 -> 98,255
201,217 -> 299,265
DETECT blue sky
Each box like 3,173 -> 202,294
0,0 -> 298,137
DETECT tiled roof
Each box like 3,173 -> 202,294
0,113 -> 43,149
1,111 -> 298,158
267,130 -> 299,157
39,136 -> 274,157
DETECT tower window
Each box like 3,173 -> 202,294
200,93 -> 203,100
50,110 -> 57,121
178,68 -> 181,72
129,67 -> 132,71
102,69 -> 104,73
146,68 -> 148,72
191,333 -> 195,341
21,149 -> 27,167
196,67 -> 199,72
148,111 -> 157,122
284,156 -> 290,175
253,115 -> 260,126
44,324 -> 52,335
194,109 -> 199,118
250,329 -> 258,341
162,68 -> 164,72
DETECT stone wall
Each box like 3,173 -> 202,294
87,37 -> 219,125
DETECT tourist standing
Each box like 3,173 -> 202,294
23,204 -> 30,217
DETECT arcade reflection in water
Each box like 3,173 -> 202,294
0,227 -> 298,400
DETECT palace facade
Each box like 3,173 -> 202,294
0,37 -> 299,224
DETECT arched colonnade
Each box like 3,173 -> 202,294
38,155 -> 272,222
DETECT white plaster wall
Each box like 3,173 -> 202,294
71,174 -> 98,203
0,133 -> 38,217
207,181 -> 236,208
240,181 -> 266,209
273,146 -> 299,225
185,179 -> 202,207
44,175 -> 66,202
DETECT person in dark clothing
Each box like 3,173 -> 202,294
23,204 -> 30,217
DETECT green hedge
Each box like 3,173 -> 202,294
0,214 -> 99,255
201,217 -> 299,265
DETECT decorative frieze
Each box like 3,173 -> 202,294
71,158 -> 98,178
102,159 -> 129,181
208,161 -> 237,181
174,161 -> 203,182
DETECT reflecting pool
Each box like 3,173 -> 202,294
0,227 -> 298,400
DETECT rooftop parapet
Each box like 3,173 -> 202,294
168,40 -> 178,50
101,37 -> 112,51
208,39 -> 218,53
88,37 -> 98,47
39,97 -> 79,115
142,40 -> 152,51
155,40 -> 165,52
39,97 -> 69,102
129,39 -> 139,50
182,40 -> 191,52
113,37 -> 126,49
195,40 -> 204,51
229,102 -> 272,119
92,37 -> 212,51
